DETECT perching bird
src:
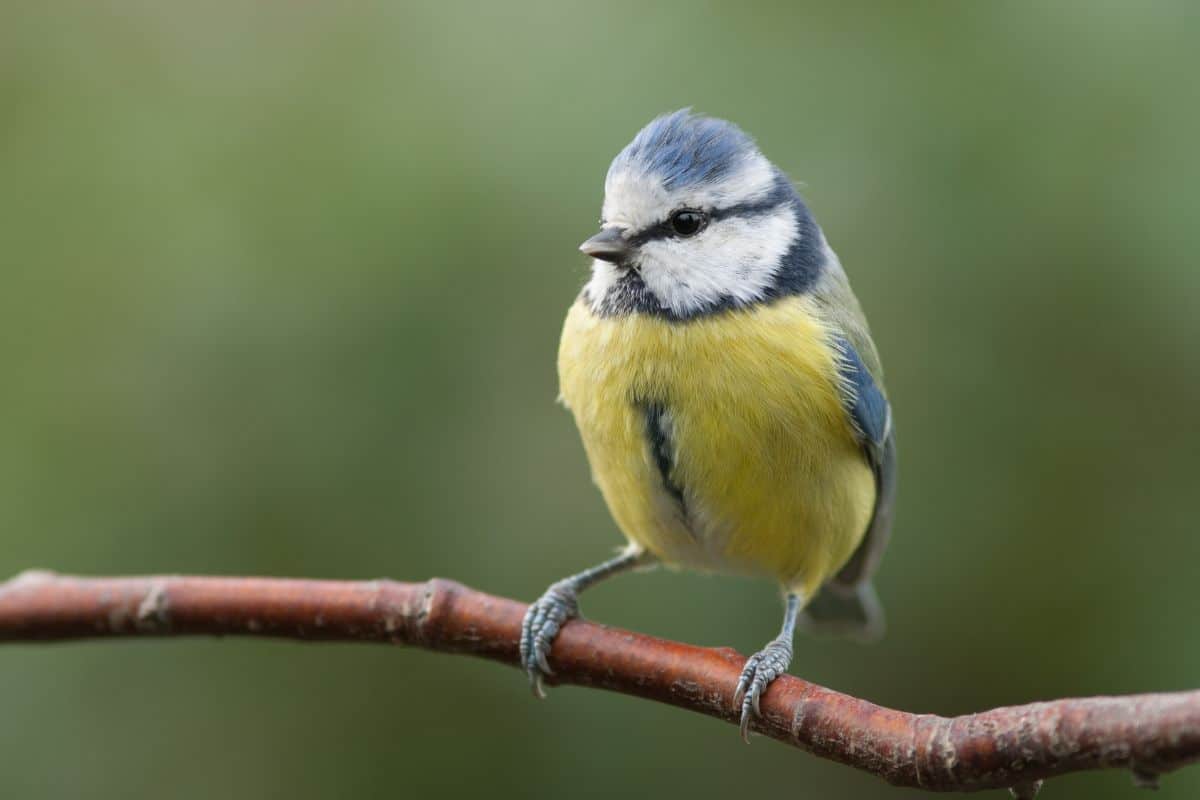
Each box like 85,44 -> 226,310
520,110 -> 895,739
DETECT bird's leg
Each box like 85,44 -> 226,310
520,547 -> 652,698
734,591 -> 802,742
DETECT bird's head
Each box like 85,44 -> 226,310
580,110 -> 824,320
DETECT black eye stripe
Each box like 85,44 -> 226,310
710,196 -> 788,222
625,196 -> 788,247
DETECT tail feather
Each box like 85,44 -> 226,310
798,581 -> 884,643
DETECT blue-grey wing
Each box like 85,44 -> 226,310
831,335 -> 896,588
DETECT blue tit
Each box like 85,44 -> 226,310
520,110 -> 896,739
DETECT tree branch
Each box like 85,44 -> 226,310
0,571 -> 1193,794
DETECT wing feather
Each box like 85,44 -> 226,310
830,333 -> 896,587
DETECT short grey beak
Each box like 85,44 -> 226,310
579,227 -> 631,264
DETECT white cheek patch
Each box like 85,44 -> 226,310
638,206 -> 799,316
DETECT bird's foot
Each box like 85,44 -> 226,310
519,579 -> 580,699
733,637 -> 793,742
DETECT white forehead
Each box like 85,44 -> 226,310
601,152 -> 778,232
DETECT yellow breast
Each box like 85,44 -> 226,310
557,296 -> 875,597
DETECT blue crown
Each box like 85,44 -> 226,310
607,110 -> 759,190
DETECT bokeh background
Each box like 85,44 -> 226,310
3,2 -> 1199,798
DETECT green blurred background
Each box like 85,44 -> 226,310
3,1 -> 1199,797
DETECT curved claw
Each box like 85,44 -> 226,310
739,701 -> 754,743
733,638 -> 793,742
535,647 -> 554,677
519,581 -> 579,699
732,653 -> 759,707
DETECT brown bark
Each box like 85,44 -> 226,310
0,570 -> 1193,793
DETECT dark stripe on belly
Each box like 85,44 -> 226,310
639,402 -> 689,525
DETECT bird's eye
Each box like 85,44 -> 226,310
669,209 -> 707,237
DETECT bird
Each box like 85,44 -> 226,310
520,110 -> 896,740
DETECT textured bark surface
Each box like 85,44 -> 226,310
0,571 -> 1195,793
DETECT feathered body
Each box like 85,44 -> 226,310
559,110 -> 894,616
560,293 -> 873,598
521,110 -> 894,719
